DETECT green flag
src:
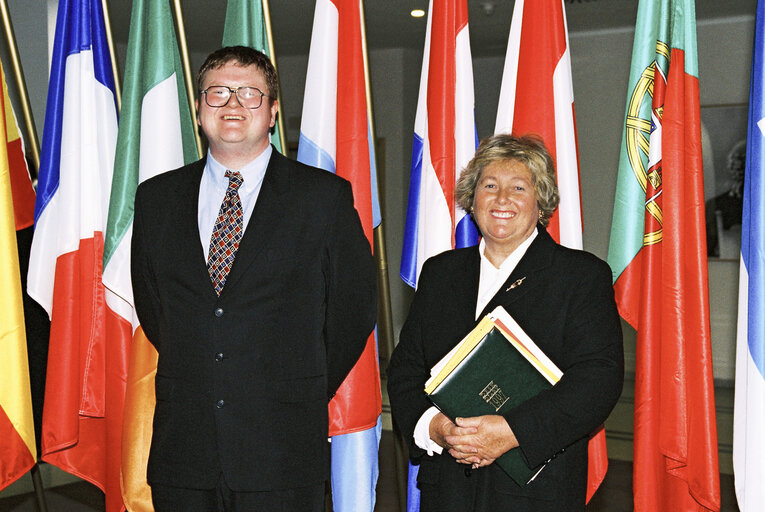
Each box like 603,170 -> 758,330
222,0 -> 283,154
103,0 -> 198,302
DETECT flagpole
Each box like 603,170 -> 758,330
359,0 -> 393,379
30,465 -> 49,512
0,0 -> 39,177
170,0 -> 203,159
101,0 -> 121,110
358,2 -> 405,509
261,0 -> 288,153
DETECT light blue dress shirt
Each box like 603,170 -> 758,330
198,145 -> 272,261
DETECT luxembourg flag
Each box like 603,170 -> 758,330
733,2 -> 765,510
26,0 -> 120,508
400,0 -> 479,289
297,1 -> 382,510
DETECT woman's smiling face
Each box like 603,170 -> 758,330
472,159 -> 539,264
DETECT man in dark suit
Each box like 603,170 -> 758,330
131,46 -> 376,511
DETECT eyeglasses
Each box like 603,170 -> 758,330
200,86 -> 269,109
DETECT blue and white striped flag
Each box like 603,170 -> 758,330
733,2 -> 765,510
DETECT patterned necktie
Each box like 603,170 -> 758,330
207,170 -> 244,295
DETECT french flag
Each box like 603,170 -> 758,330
400,0 -> 479,289
26,0 -> 119,506
297,1 -> 382,510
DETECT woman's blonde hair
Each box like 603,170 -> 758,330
455,134 -> 560,227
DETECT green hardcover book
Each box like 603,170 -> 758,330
424,307 -> 562,486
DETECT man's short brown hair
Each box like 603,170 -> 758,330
197,46 -> 278,99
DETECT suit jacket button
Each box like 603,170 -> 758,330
214,308 -> 224,317
216,399 -> 225,409
215,352 -> 224,362
464,468 -> 472,477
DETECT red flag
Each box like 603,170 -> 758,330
1,63 -> 34,230
495,0 -> 605,502
299,0 -> 381,437
495,0 -> 582,250
607,1 -> 720,510
326,0 -> 381,436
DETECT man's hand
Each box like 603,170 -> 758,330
444,415 -> 519,469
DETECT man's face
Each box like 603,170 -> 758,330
196,62 -> 278,159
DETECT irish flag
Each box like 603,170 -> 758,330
108,1 -> 198,510
26,0 -> 121,508
607,0 -> 720,510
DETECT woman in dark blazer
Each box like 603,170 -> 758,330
387,134 -> 624,511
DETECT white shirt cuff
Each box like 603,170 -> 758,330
413,407 -> 444,456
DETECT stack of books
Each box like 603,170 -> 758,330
424,306 -> 562,485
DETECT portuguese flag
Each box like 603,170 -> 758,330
607,0 -> 720,510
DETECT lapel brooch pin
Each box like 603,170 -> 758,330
505,276 -> 526,292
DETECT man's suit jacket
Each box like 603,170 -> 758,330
131,150 -> 376,492
387,228 -> 623,512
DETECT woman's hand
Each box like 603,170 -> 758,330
428,412 -> 478,451
444,415 -> 519,468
